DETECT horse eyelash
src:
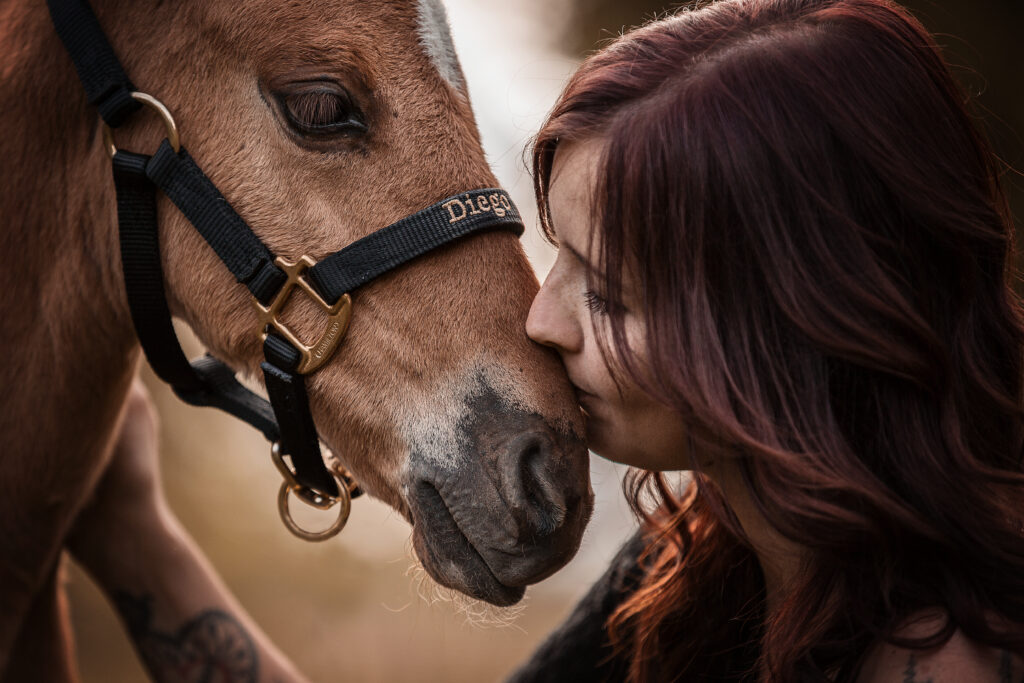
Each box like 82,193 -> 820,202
283,90 -> 364,132
288,92 -> 343,125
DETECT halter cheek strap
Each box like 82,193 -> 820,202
48,0 -> 525,540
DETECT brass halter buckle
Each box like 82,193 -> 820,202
251,255 -> 352,374
272,442 -> 361,541
256,255 -> 357,540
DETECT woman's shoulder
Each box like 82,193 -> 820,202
857,612 -> 1022,683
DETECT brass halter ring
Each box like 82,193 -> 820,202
102,91 -> 180,158
271,442 -> 359,541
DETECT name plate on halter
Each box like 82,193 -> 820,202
442,192 -> 514,223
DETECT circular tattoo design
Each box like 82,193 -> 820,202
126,603 -> 259,683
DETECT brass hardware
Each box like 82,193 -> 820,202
252,256 -> 352,375
337,467 -> 362,498
277,483 -> 351,541
102,92 -> 180,158
272,442 -> 353,541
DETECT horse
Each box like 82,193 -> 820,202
0,0 -> 593,678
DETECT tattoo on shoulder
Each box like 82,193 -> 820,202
903,655 -> 934,683
903,650 -> 1023,683
999,650 -> 1024,683
113,591 -> 259,683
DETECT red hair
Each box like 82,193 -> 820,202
533,0 -> 1024,680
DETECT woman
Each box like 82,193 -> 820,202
66,383 -> 311,683
514,0 -> 1024,680
70,0 -> 1023,680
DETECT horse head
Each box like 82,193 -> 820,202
73,0 -> 592,605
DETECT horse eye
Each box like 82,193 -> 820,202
279,88 -> 366,136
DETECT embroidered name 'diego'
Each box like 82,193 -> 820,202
443,193 -> 512,223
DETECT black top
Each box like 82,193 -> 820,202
507,532 -> 647,683
509,532 -> 869,683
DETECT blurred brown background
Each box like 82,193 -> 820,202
66,1 -> 1022,682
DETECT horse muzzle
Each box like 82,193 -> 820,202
404,403 -> 592,606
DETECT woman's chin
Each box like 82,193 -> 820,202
587,422 -> 689,472
586,420 -> 647,468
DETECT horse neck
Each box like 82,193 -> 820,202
0,1 -> 138,452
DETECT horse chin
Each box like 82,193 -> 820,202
409,502 -> 526,607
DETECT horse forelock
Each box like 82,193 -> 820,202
415,0 -> 465,92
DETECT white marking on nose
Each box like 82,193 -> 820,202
398,357 -> 534,472
416,0 -> 466,91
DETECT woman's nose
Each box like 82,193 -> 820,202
526,277 -> 582,354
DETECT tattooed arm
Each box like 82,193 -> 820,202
857,612 -> 1023,683
67,382 -> 309,683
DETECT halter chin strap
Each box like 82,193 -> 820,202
48,0 -> 525,539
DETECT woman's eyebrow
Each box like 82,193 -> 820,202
562,242 -> 602,277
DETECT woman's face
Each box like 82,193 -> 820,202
526,138 -> 688,471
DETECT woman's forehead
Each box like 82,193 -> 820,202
548,137 -> 606,247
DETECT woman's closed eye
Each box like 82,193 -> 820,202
584,289 -> 611,314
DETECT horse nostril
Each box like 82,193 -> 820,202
507,434 -> 567,539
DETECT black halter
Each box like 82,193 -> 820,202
47,0 -> 525,539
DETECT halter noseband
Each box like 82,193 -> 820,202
47,0 -> 525,540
